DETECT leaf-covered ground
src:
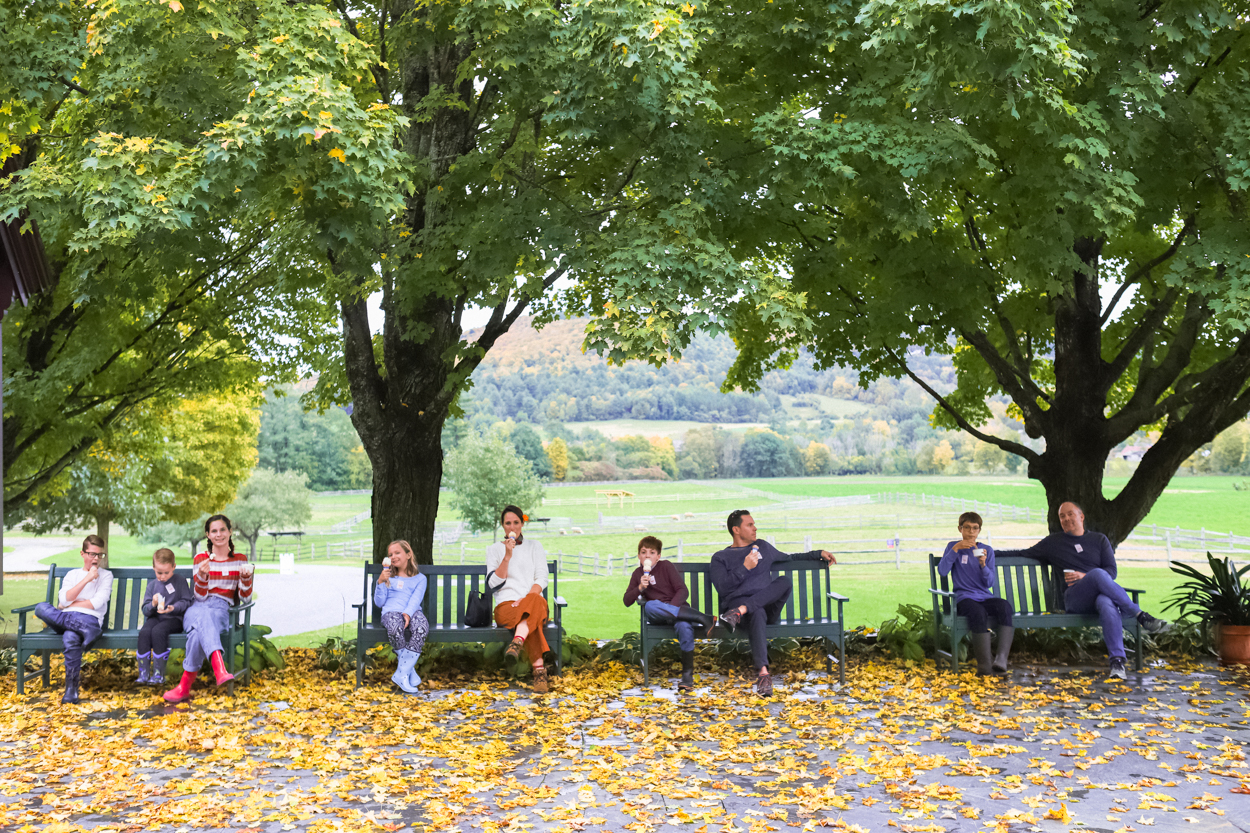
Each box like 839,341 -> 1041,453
2,652 -> 1248,833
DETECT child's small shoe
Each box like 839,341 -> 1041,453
163,671 -> 196,703
135,651 -> 152,685
149,651 -> 170,686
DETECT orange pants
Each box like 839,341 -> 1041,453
494,593 -> 550,663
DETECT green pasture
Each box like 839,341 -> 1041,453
562,419 -> 768,438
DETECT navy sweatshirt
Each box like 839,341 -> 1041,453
142,574 -> 194,620
709,539 -> 824,610
999,531 -> 1118,579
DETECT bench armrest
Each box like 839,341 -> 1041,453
827,592 -> 849,602
553,596 -> 568,608
10,603 -> 39,614
1121,587 -> 1144,603
927,588 -> 956,598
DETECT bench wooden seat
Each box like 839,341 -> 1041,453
639,561 -> 848,685
12,565 -> 254,694
927,553 -> 1145,672
354,561 -> 567,687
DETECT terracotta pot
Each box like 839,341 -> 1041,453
1215,624 -> 1250,667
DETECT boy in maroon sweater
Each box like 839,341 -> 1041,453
624,536 -> 716,691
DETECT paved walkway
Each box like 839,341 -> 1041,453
251,565 -> 363,636
0,658 -> 1246,833
2,535 -> 78,572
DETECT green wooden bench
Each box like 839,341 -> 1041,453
354,561 -> 567,687
12,565 -> 254,694
927,553 -> 1146,672
639,561 -> 849,685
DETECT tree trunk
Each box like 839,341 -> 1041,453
95,512 -> 112,566
364,408 -> 448,565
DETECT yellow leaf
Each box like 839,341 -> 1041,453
1044,803 -> 1072,823
329,148 -> 346,163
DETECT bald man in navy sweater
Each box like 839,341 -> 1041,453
999,501 -> 1170,679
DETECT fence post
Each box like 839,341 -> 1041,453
460,542 -> 465,565
896,533 -> 902,570
1165,530 -> 1173,560
594,552 -> 600,576
804,535 -> 812,551
1201,527 -> 1207,553
678,538 -> 684,562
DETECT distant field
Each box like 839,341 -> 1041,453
777,393 -> 869,419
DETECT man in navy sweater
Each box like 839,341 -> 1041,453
1000,501 -> 1170,679
710,510 -> 836,697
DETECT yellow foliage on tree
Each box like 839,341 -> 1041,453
547,437 -> 569,481
803,442 -> 832,475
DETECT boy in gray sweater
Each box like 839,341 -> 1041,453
136,548 -> 193,685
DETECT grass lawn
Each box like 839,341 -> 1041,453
554,562 -> 1185,639
0,577 -> 52,639
269,622 -> 356,650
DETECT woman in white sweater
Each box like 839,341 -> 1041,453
485,505 -> 551,693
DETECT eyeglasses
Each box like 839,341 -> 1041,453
83,550 -> 106,557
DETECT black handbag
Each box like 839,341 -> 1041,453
464,573 -> 496,627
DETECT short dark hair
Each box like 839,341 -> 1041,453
637,535 -> 663,554
500,504 -> 526,525
727,509 -> 752,534
958,512 -> 983,529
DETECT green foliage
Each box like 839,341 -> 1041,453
1,0 -> 404,514
165,624 -> 285,678
1165,553 -> 1250,627
226,468 -> 314,560
876,604 -> 938,663
259,389 -> 364,491
1150,619 -> 1217,658
443,432 -> 544,535
313,636 -> 387,677
510,424 -> 554,481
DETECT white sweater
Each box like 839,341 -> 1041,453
485,538 -> 549,605
58,567 -> 114,625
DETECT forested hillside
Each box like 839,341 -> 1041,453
463,317 -> 954,424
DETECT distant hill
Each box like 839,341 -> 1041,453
462,317 -> 954,426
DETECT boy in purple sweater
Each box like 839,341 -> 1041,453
623,536 -> 716,692
938,512 -> 1013,676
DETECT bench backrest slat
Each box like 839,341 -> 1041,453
928,554 -> 1065,617
362,561 -> 559,628
45,566 -> 199,634
656,562 -> 831,623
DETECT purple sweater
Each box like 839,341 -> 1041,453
937,541 -> 996,603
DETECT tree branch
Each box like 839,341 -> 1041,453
1100,215 -> 1194,326
883,347 -> 1040,463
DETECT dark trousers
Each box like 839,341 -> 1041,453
138,615 -> 183,654
956,597 -> 1014,633
34,603 -> 102,678
723,577 -> 793,672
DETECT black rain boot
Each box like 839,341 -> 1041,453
971,632 -> 994,676
992,626 -> 1014,675
678,651 -> 695,692
62,665 -> 81,704
675,605 -> 717,638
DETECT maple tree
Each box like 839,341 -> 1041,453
629,0 -> 1250,543
1,0 -> 403,515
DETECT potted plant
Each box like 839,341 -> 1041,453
1165,552 -> 1250,666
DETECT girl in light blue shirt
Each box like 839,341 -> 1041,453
374,540 -> 429,693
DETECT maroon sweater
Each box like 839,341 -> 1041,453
622,560 -> 689,608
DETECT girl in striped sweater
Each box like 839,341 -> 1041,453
164,514 -> 254,703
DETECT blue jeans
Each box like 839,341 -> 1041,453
34,603 -> 102,677
183,596 -> 230,672
644,601 -> 694,652
1062,568 -> 1140,660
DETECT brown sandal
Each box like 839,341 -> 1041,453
504,636 -> 525,660
531,666 -> 549,694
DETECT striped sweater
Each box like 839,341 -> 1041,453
192,552 -> 254,603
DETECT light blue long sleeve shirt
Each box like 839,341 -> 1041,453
373,572 -> 428,618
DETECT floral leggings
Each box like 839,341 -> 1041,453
381,611 -> 429,654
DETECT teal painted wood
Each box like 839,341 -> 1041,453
354,561 -> 566,687
638,561 -> 848,686
927,553 -> 1145,673
11,565 -> 254,694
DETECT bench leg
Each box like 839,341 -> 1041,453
1133,621 -> 1144,672
41,650 -> 51,688
355,642 -> 364,689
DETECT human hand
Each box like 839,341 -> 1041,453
197,559 -> 212,576
821,550 -> 837,564
379,566 -> 391,584
240,562 -> 255,577
511,600 -> 520,608
403,613 -> 411,628
86,565 -> 99,582
977,554 -> 988,568
1065,570 -> 1085,586
744,550 -> 761,570
504,536 -> 516,556
639,576 -> 650,594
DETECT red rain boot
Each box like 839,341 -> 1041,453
163,671 -> 196,703
210,651 -> 235,687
